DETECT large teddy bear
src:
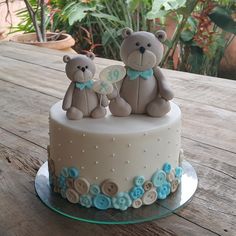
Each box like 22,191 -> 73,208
109,28 -> 174,117
62,53 -> 108,120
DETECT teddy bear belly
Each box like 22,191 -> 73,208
72,89 -> 98,116
120,76 -> 158,114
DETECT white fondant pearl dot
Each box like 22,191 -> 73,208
95,161 -> 99,164
82,133 -> 86,137
81,166 -> 85,170
111,168 -> 115,172
125,177 -> 129,181
126,160 -> 130,164
112,137 -> 116,141
95,145 -> 99,149
58,144 -> 61,147
69,140 -> 73,143
70,155 -> 73,159
81,149 -> 85,153
112,153 -> 116,158
95,177 -> 98,180
128,144 -> 132,147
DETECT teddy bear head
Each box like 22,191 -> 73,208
63,52 -> 96,82
120,28 -> 167,71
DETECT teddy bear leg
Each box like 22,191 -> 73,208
91,106 -> 107,119
66,107 -> 83,120
146,97 -> 171,117
109,97 -> 132,117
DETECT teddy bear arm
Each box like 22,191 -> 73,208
62,82 -> 74,110
107,79 -> 123,100
95,93 -> 109,107
101,94 -> 109,107
154,67 -> 174,101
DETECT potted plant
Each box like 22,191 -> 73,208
4,0 -> 75,51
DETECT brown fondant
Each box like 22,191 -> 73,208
62,53 -> 108,120
108,28 -> 174,117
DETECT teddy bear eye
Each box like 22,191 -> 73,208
136,42 -> 140,46
77,66 -> 81,69
147,43 -> 151,47
85,66 -> 88,69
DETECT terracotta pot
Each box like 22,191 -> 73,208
10,32 -> 75,52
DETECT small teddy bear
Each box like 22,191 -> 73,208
62,53 -> 108,120
108,28 -> 174,117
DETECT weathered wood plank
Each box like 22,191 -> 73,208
0,129 -> 217,236
1,42 -> 236,112
182,138 -> 236,179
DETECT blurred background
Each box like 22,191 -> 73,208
1,0 -> 235,79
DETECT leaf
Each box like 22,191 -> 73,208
180,29 -> 194,42
90,12 -> 125,24
68,4 -> 96,26
126,0 -> 141,12
189,46 -> 204,73
102,29 -> 117,45
208,6 -> 236,34
146,0 -> 187,19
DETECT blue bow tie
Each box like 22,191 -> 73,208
127,68 -> 153,80
75,80 -> 94,90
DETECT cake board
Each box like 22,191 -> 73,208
35,160 -> 198,224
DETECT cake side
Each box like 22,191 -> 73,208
48,101 -> 183,210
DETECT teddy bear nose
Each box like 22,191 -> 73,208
81,67 -> 85,72
139,46 -> 146,54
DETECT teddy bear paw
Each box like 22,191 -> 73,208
91,106 -> 107,119
146,97 -> 171,117
109,97 -> 132,117
66,107 -> 83,120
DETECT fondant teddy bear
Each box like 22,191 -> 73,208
108,28 -> 174,117
62,53 -> 108,120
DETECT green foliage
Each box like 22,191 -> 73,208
11,0 -> 236,78
209,6 -> 236,34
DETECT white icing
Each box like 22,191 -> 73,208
49,100 -> 181,192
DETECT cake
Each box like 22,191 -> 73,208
48,28 -> 183,211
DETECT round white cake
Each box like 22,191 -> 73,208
48,101 -> 182,210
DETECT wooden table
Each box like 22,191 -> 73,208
0,42 -> 235,236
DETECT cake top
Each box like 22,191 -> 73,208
51,101 -> 180,134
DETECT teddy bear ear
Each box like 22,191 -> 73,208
155,30 -> 167,43
86,52 -> 95,60
122,27 -> 133,38
63,55 -> 71,63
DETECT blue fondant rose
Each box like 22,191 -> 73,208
112,192 -> 132,211
129,186 -> 145,200
80,194 -> 93,208
162,163 -> 172,174
175,166 -> 183,179
157,181 -> 171,199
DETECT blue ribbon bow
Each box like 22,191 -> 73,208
127,68 -> 153,80
75,80 -> 94,90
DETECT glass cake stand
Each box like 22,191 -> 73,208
35,160 -> 198,224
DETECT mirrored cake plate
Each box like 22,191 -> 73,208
35,160 -> 198,224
